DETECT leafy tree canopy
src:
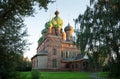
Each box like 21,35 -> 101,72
75,0 -> 120,77
0,0 -> 54,27
0,0 -> 54,79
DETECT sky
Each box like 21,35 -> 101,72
24,0 -> 90,59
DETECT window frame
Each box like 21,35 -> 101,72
52,59 -> 57,68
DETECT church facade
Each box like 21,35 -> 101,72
31,11 -> 90,71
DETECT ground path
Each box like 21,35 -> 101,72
89,73 -> 109,79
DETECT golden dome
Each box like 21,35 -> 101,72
64,23 -> 74,32
62,32 -> 66,40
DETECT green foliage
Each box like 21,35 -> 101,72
108,58 -> 120,78
16,56 -> 32,71
0,0 -> 54,27
97,72 -> 109,78
0,0 -> 53,79
31,70 -> 40,79
75,7 -> 93,55
0,17 -> 29,79
75,0 -> 120,77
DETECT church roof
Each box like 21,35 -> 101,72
39,50 -> 48,54
61,53 -> 88,62
62,58 -> 75,61
37,53 -> 48,56
75,53 -> 83,60
31,53 -> 48,60
64,23 -> 74,31
31,50 -> 48,60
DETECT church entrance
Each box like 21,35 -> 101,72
66,63 -> 70,68
82,61 -> 89,71
65,63 -> 72,71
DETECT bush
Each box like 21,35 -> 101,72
16,67 -> 32,72
31,70 -> 40,79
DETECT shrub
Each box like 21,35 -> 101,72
31,70 -> 40,79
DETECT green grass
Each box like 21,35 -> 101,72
21,71 -> 91,79
97,72 -> 109,78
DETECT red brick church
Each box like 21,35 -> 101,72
31,11 -> 90,71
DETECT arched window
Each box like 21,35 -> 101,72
72,52 -> 74,58
72,64 -> 74,69
53,48 -> 57,55
52,59 -> 57,68
76,64 -> 78,68
82,61 -> 89,71
61,51 -> 64,58
52,27 -> 56,35
69,52 -> 72,58
66,63 -> 70,68
66,52 -> 68,58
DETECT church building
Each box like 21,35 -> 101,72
31,11 -> 90,71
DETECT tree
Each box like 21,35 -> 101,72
0,17 -> 28,79
0,0 -> 54,27
16,55 -> 32,71
0,0 -> 53,79
75,0 -> 120,78
74,7 -> 93,54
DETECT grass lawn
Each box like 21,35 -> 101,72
97,72 -> 109,78
21,71 -> 91,79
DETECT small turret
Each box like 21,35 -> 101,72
55,10 -> 59,16
64,23 -> 74,41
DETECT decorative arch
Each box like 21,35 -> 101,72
53,48 -> 57,55
61,51 -> 64,58
82,61 -> 89,71
52,59 -> 57,68
66,52 -> 68,58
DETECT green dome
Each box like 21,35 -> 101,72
38,37 -> 43,43
45,21 -> 53,29
51,10 -> 63,29
41,28 -> 47,34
